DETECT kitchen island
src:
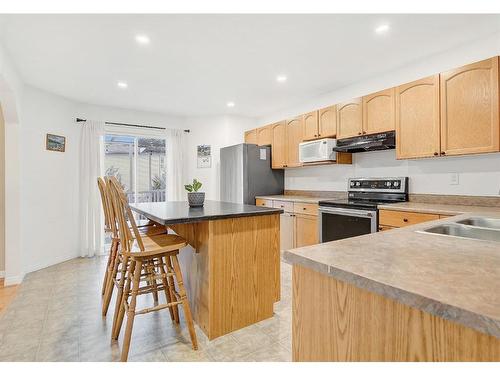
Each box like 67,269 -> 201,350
285,210 -> 500,361
131,200 -> 282,340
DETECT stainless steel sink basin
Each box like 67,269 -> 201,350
456,217 -> 500,230
420,223 -> 500,242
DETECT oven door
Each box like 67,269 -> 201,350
319,206 -> 377,243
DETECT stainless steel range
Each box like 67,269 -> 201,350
318,177 -> 409,242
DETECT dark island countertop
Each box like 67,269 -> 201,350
130,200 -> 283,225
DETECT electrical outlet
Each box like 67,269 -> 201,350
450,173 -> 459,185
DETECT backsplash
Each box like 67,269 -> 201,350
285,149 -> 500,197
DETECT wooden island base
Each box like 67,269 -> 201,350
292,265 -> 500,361
170,213 -> 280,340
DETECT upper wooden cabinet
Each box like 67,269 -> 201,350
257,125 -> 272,146
244,129 -> 257,144
440,57 -> 499,156
303,111 -> 319,140
363,88 -> 396,135
337,98 -> 363,139
396,75 -> 441,159
286,117 -> 304,168
271,121 -> 287,169
318,105 -> 337,138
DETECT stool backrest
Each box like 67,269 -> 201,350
97,177 -> 112,233
108,176 -> 146,253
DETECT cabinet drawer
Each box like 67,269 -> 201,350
255,198 -> 273,208
273,200 -> 294,212
379,209 -> 439,227
294,203 -> 318,216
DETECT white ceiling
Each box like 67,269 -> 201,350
1,14 -> 500,117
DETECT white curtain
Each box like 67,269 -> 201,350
79,120 -> 105,257
166,128 -> 187,201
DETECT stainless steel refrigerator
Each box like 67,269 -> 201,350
220,144 -> 284,204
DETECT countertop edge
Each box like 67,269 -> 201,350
130,205 -> 283,225
284,247 -> 500,339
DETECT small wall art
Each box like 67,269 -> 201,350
197,144 -> 211,168
46,133 -> 66,152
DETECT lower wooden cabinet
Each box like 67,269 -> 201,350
280,212 -> 295,251
378,209 -> 455,230
255,198 -> 319,250
295,213 -> 318,248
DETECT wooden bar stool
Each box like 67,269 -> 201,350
98,177 -> 166,316
108,177 -> 198,362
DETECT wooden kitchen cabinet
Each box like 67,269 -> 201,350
271,121 -> 287,168
255,198 -> 273,208
244,129 -> 258,144
286,116 -> 304,168
318,105 -> 337,138
280,212 -> 295,251
396,75 -> 441,159
303,111 -> 319,140
379,209 -> 439,228
363,87 -> 396,135
295,213 -> 319,248
440,57 -> 499,156
337,98 -> 363,139
257,125 -> 272,146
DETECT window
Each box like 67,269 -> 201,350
104,134 -> 166,204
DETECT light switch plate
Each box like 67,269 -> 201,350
450,172 -> 459,185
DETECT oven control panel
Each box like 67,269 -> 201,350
348,177 -> 407,193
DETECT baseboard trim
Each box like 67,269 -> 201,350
0,270 -> 5,278
4,273 -> 25,286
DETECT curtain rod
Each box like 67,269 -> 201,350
75,118 -> 190,133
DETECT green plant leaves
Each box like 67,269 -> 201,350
185,178 -> 203,192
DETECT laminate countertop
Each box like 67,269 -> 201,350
255,195 -> 322,204
130,200 -> 282,225
284,209 -> 500,339
378,201 -> 500,215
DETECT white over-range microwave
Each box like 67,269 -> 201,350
299,138 -> 337,163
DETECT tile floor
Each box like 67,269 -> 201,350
0,256 -> 293,362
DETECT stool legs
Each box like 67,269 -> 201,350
112,255 -> 128,340
102,240 -> 119,316
120,260 -> 141,362
171,255 -> 198,350
165,256 -> 180,323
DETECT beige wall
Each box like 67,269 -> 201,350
0,105 -> 5,274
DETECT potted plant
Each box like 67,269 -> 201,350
185,178 -> 205,207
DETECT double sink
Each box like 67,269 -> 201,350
419,217 -> 500,243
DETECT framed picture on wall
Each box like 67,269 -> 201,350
46,133 -> 66,152
197,144 -> 211,168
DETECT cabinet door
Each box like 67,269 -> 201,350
303,111 -> 319,140
295,214 -> 318,248
363,88 -> 395,135
257,125 -> 272,146
396,75 -> 440,159
318,105 -> 336,138
244,129 -> 258,144
337,98 -> 363,139
440,57 -> 499,156
286,117 -> 304,168
271,121 -> 287,169
280,213 -> 295,251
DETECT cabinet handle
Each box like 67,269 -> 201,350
303,207 -> 306,210
403,218 -> 408,222
433,152 -> 438,156
362,131 -> 367,135
358,132 -> 362,135
440,151 -> 446,155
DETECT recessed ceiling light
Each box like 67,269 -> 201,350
375,24 -> 390,35
276,75 -> 287,83
135,34 -> 150,45
226,101 -> 235,108
117,81 -> 128,89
